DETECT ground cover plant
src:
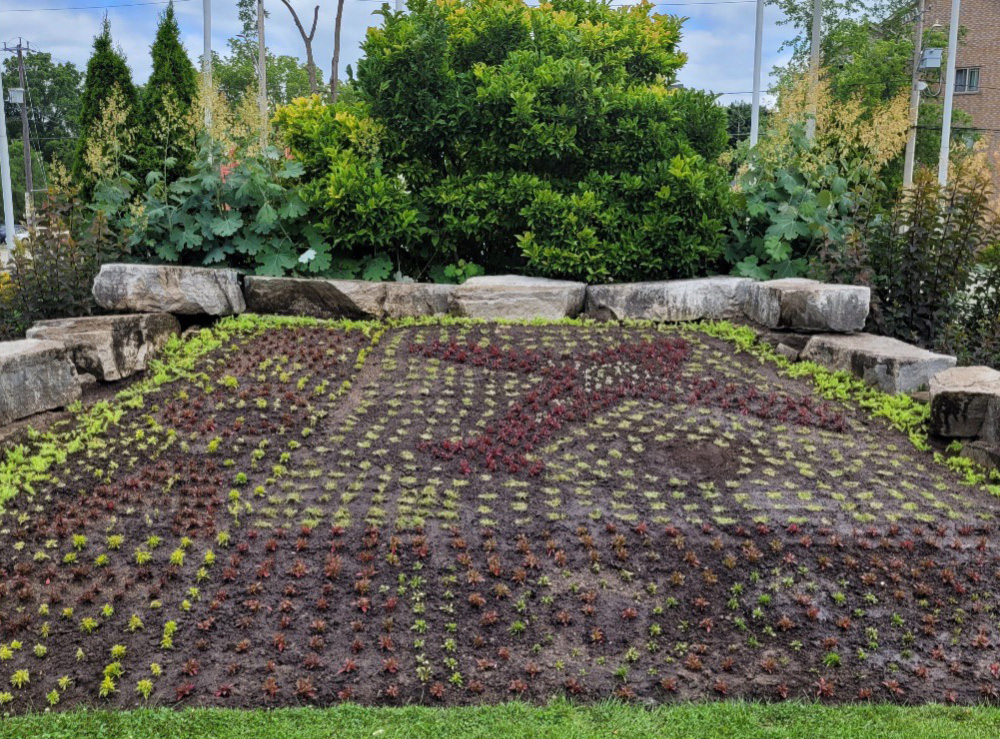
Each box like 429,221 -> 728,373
3,316 -> 1000,716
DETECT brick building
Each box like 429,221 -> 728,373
925,0 -> 1000,165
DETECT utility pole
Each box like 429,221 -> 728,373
4,40 -> 33,226
204,0 -> 212,131
750,0 -> 764,146
257,0 -> 268,149
0,64 -> 15,250
396,0 -> 403,12
805,0 -> 822,140
902,0 -> 926,188
937,0 -> 961,186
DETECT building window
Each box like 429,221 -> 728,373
955,67 -> 980,93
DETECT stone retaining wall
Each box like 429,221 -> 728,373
3,264 -> 987,443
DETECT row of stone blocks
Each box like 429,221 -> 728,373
90,265 -> 954,395
92,264 -> 878,328
0,263 -> 960,430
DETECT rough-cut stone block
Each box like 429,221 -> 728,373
243,276 -> 385,318
26,313 -> 180,382
0,340 -> 81,425
929,366 -> 1000,438
743,278 -> 870,332
801,333 -> 956,394
961,441 -> 1000,471
93,264 -> 245,316
383,283 -> 454,318
450,275 -> 586,320
585,277 -> 751,322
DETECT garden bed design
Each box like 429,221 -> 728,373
1,316 -> 1000,713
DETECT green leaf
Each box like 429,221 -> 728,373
256,247 -> 298,276
210,212 -> 243,238
361,255 -> 393,282
253,203 -> 279,234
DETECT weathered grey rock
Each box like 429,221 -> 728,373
93,264 -> 245,316
0,340 -> 81,425
775,343 -> 801,361
929,366 -> 1000,438
383,283 -> 454,318
26,313 -> 180,382
961,441 -> 1000,471
243,276 -> 386,318
585,277 -> 751,322
450,275 -> 586,320
801,333 -> 957,394
743,278 -> 870,332
758,331 -> 813,353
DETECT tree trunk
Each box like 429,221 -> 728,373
279,0 -> 320,95
330,0 -> 346,102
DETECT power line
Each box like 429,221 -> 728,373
0,0 -> 193,13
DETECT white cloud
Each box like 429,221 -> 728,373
675,3 -> 791,105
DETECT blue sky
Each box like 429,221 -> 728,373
2,0 -> 791,104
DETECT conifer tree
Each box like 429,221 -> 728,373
136,1 -> 199,181
74,17 -> 137,186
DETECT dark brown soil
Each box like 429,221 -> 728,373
2,320 -> 999,714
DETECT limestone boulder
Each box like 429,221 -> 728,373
585,277 -> 751,322
26,313 -> 180,382
0,340 -> 81,425
961,441 -> 1000,471
383,283 -> 454,318
243,276 -> 385,318
93,264 -> 245,316
929,366 -> 1000,439
743,278 -> 870,332
450,275 -> 586,320
801,333 -> 956,394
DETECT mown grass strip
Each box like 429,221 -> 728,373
4,700 -> 1000,739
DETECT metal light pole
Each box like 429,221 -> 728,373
0,67 -> 16,250
902,0 -> 926,188
204,0 -> 212,130
750,0 -> 765,146
937,0 -> 961,186
806,0 -> 821,140
257,0 -> 268,149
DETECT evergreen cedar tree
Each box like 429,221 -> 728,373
136,2 -> 199,181
73,17 -> 137,185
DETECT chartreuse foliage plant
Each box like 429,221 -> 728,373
275,0 -> 732,284
724,75 -> 909,279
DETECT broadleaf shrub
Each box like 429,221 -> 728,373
725,76 -> 909,279
275,0 -> 732,283
1,185 -> 117,339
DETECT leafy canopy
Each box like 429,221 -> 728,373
276,0 -> 732,283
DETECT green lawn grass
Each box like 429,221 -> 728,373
4,701 -> 1000,739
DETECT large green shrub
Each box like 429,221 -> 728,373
111,136 -> 331,276
275,0 -> 732,283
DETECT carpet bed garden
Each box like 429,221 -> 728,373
2,315 -> 1000,715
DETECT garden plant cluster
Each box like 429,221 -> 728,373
1,316 -> 1000,713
